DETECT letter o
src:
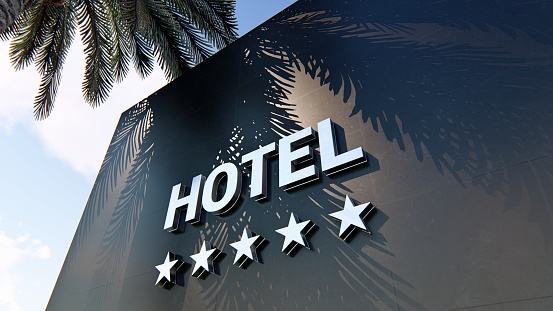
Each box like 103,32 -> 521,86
202,163 -> 242,214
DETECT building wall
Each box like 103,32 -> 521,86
48,1 -> 553,310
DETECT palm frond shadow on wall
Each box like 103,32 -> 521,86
60,100 -> 154,299
184,1 -> 553,309
56,0 -> 553,310
245,0 -> 553,239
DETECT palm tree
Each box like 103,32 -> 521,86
0,0 -> 237,120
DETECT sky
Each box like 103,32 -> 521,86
0,1 -> 295,310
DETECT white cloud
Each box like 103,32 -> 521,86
0,230 -> 51,311
32,40 -> 166,180
34,242 -> 52,259
1,37 -> 167,181
37,245 -> 52,259
0,42 -> 38,132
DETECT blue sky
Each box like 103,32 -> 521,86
0,1 -> 295,310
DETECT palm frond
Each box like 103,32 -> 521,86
9,3 -> 47,70
131,31 -> 156,78
0,12 -> 24,40
205,0 -> 237,41
75,0 -> 116,106
7,0 -> 238,118
181,0 -> 237,50
167,0 -> 213,62
138,0 -> 190,80
120,0 -> 156,79
33,4 -> 77,119
0,0 -> 36,39
106,0 -> 132,83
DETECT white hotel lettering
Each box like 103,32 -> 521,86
163,118 -> 367,233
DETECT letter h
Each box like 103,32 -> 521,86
163,175 -> 206,232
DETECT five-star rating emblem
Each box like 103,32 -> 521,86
329,195 -> 375,240
190,241 -> 221,278
275,213 -> 315,255
229,227 -> 265,267
155,252 -> 184,288
156,196 -> 378,288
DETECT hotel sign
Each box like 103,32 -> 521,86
156,118 -> 376,288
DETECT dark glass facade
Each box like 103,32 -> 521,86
48,1 -> 553,310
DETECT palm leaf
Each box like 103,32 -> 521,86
32,4 -> 76,119
122,0 -> 156,78
106,0 -> 132,83
74,0 -> 116,106
167,0 -> 213,62
0,23 -> 16,40
9,2 -> 47,70
8,0 -> 238,118
181,0 -> 237,49
131,31 -> 156,79
141,0 -> 189,79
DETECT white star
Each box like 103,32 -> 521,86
329,195 -> 375,240
190,241 -> 221,278
275,213 -> 315,255
229,227 -> 264,267
155,252 -> 184,288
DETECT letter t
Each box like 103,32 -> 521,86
241,142 -> 278,200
